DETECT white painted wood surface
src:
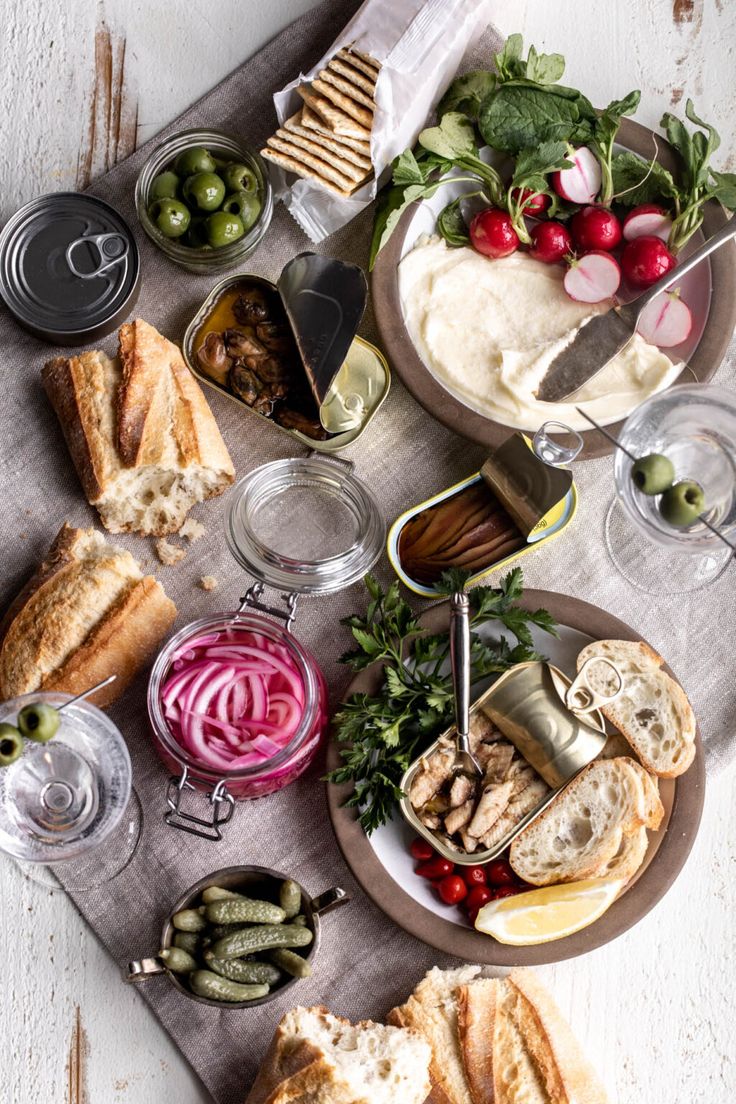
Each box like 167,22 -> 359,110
1,1 -> 735,1101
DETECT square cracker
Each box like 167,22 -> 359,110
327,56 -> 376,96
298,87 -> 371,140
338,46 -> 380,78
261,146 -> 355,197
311,78 -> 373,128
265,134 -> 356,191
300,105 -> 371,154
283,114 -> 372,170
274,127 -> 369,183
318,68 -> 375,111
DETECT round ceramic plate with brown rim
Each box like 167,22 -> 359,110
371,117 -> 736,460
326,589 -> 705,965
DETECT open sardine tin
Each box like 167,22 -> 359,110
400,660 -> 612,867
388,433 -> 577,597
183,252 -> 390,453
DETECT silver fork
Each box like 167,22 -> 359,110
450,591 -> 482,780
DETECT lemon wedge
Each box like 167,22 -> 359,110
474,880 -> 623,945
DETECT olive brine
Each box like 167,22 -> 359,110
165,878 -> 313,1003
147,146 -> 263,250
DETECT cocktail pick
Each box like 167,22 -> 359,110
576,407 -> 736,558
57,674 -> 117,713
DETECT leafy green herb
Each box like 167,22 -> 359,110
589,90 -> 641,205
325,569 -> 558,833
437,70 -> 497,121
505,141 -> 572,241
436,195 -> 474,247
610,150 -> 679,206
479,85 -> 592,154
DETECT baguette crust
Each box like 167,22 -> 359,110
457,979 -> 498,1104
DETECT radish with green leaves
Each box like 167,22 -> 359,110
552,147 -> 601,205
470,209 -> 519,258
623,204 -> 673,242
636,290 -> 692,347
564,251 -> 621,302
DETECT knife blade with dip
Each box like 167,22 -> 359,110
536,217 -> 736,404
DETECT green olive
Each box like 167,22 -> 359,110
0,723 -> 23,767
148,198 -> 191,238
221,162 -> 258,194
18,702 -> 60,743
631,453 -> 675,495
149,170 -> 180,201
174,146 -> 216,176
222,190 -> 261,230
183,216 -> 210,249
183,172 -> 226,212
659,480 -> 705,527
205,211 -> 245,248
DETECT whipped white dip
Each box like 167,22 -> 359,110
398,239 -> 682,431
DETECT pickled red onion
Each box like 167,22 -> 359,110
160,629 -> 307,771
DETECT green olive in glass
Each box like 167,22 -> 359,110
174,146 -> 216,176
149,170 -> 180,201
0,723 -> 23,767
206,211 -> 245,248
148,198 -> 191,238
222,190 -> 262,230
183,172 -> 226,213
184,216 -> 210,249
221,162 -> 259,194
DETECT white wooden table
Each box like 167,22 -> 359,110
1,1 -> 735,1101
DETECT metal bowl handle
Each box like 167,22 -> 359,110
310,886 -> 349,916
124,957 -> 167,983
165,766 -> 235,840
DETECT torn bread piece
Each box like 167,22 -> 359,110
179,518 -> 206,542
155,538 -> 186,566
198,575 -> 218,591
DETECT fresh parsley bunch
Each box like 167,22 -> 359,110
325,568 -> 557,833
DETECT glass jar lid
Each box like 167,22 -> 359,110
226,456 -> 384,594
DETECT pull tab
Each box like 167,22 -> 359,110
65,232 -> 129,280
310,886 -> 350,916
566,656 -> 623,715
124,957 -> 167,983
164,767 -> 235,840
533,421 -> 583,467
237,581 -> 299,631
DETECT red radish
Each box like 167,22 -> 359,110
551,147 -> 601,205
564,251 -> 621,302
510,187 -> 550,215
470,208 -> 520,258
623,204 -> 673,243
636,290 -> 692,347
621,235 -> 676,288
570,206 -> 622,252
529,220 -> 573,264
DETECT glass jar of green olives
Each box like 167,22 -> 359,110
135,128 -> 273,273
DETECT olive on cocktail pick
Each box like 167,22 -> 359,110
659,481 -> 705,527
17,702 -> 60,743
0,723 -> 23,766
631,453 -> 675,495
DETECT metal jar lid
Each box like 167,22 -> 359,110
0,192 -> 140,344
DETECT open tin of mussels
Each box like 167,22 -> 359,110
400,655 -> 623,865
183,252 -> 390,452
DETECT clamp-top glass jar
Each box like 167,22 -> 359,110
147,455 -> 384,839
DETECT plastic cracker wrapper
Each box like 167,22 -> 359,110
269,0 -> 494,242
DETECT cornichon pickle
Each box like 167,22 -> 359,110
172,908 -> 206,932
189,970 -> 269,1003
279,879 -> 302,919
212,923 -> 313,960
173,931 -> 200,954
203,953 -> 281,986
205,898 -> 285,926
160,946 -> 197,974
292,914 -> 308,927
269,948 -> 312,979
201,885 -> 244,904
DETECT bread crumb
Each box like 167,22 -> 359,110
198,575 -> 218,591
179,518 -> 206,542
155,538 -> 187,566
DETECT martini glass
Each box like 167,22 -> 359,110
604,383 -> 736,593
0,689 -> 141,890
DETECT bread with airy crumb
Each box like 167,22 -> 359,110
42,319 -> 235,537
577,639 -> 695,777
0,523 -> 176,706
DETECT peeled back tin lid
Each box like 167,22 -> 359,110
277,253 -> 367,412
226,455 -> 384,595
0,192 -> 140,344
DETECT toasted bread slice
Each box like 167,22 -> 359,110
509,758 -> 647,886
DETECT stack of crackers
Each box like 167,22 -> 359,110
262,46 -> 379,198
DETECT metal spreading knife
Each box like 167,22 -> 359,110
536,217 -> 736,404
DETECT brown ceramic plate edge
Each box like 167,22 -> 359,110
371,117 -> 736,460
326,589 -> 705,966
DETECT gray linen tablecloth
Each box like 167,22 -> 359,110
0,2 -> 734,1101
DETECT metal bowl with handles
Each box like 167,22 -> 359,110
124,865 -> 348,1008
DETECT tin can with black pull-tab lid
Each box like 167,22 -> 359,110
0,192 -> 140,345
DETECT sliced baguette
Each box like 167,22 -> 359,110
577,639 -> 695,777
456,978 -> 499,1104
509,758 -> 647,886
388,965 -> 480,1104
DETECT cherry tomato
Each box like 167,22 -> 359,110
415,856 -> 455,880
461,865 -> 487,887
437,874 -> 468,905
410,837 -> 435,862
465,884 -> 493,923
492,885 -> 521,900
486,859 -> 516,886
